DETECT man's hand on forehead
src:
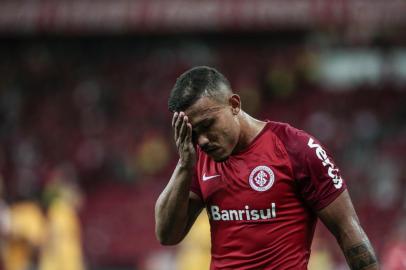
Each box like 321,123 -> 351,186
172,111 -> 192,127
172,111 -> 196,168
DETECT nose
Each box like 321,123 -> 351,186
197,134 -> 210,148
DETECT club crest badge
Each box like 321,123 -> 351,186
249,165 -> 275,192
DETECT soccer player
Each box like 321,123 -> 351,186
155,66 -> 379,269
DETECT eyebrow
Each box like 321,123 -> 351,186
193,118 -> 212,129
200,106 -> 223,114
189,106 -> 223,128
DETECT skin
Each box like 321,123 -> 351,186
318,190 -> 379,270
155,91 -> 379,269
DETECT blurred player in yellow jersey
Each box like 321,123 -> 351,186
2,200 -> 45,270
1,165 -> 85,270
39,166 -> 85,270
176,212 -> 211,270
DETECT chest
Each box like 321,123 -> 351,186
197,145 -> 297,209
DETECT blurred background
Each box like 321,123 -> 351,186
0,1 -> 405,270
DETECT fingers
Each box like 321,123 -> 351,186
173,112 -> 183,140
184,122 -> 192,144
178,115 -> 188,141
172,112 -> 178,127
173,112 -> 191,144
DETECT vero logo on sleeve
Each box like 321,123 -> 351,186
307,138 -> 343,189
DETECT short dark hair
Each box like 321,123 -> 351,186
168,66 -> 231,112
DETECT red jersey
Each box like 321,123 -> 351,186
190,121 -> 346,270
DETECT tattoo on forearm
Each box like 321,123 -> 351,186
345,242 -> 378,270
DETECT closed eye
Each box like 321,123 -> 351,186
201,122 -> 212,130
199,119 -> 214,131
192,118 -> 215,143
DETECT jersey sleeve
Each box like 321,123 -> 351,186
278,125 -> 347,211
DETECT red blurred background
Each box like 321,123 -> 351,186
0,1 -> 405,270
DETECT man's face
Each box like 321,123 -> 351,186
185,96 -> 240,162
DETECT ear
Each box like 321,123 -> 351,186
228,94 -> 241,115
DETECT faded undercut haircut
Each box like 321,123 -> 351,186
168,66 -> 232,112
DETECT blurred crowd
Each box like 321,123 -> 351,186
0,35 -> 405,270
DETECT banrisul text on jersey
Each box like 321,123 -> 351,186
209,203 -> 277,221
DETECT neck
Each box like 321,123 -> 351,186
232,111 -> 267,154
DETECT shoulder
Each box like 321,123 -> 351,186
267,121 -> 313,155
267,121 -> 337,178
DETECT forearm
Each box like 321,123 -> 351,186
155,160 -> 194,244
318,191 -> 379,270
336,219 -> 379,270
